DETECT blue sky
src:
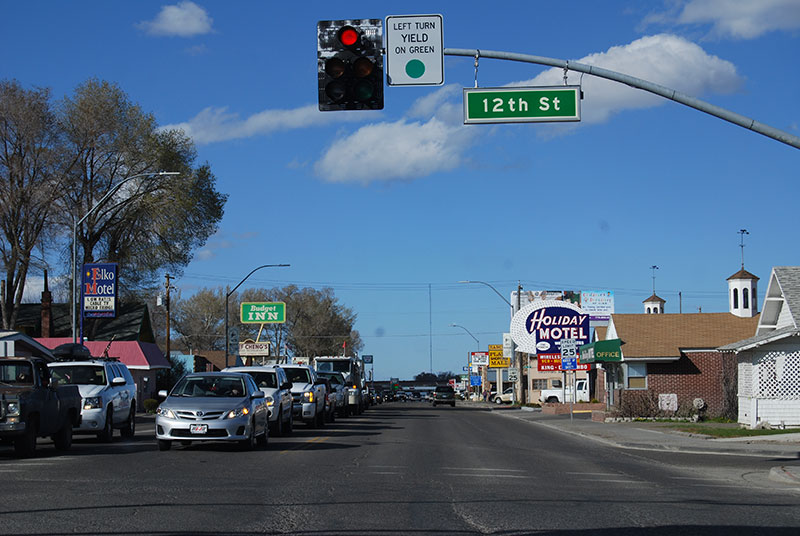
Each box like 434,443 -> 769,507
4,1 -> 799,379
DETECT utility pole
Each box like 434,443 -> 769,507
164,273 -> 174,363
516,281 -> 524,404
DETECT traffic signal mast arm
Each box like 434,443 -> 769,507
445,47 -> 800,150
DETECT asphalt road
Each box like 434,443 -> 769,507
1,402 -> 799,535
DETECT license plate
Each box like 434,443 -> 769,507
190,424 -> 208,434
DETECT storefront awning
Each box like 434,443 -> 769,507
579,339 -> 622,364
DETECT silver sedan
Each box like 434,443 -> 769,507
155,372 -> 268,451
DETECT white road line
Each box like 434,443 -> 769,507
445,474 -> 531,479
442,467 -> 526,472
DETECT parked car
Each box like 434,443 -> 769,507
155,372 -> 268,451
492,387 -> 515,405
317,371 -> 348,417
49,358 -> 137,441
282,365 -> 326,428
539,379 -> 589,404
0,357 -> 82,457
223,365 -> 293,436
432,385 -> 456,407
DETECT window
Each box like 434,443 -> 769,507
743,287 -> 749,309
732,288 -> 739,309
625,363 -> 647,389
533,379 -> 548,390
551,379 -> 562,388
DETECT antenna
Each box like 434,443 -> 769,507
650,265 -> 659,295
738,229 -> 749,269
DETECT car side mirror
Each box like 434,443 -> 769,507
251,391 -> 265,399
158,389 -> 168,399
111,377 -> 126,386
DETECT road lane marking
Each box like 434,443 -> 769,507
442,467 -> 526,472
445,474 -> 531,479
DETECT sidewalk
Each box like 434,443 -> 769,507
466,401 -> 800,486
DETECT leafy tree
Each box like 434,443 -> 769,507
55,79 -> 227,298
414,371 -> 458,383
170,284 -> 363,359
0,80 -> 70,329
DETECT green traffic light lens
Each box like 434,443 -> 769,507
325,57 -> 346,79
353,57 -> 375,78
353,80 -> 374,102
325,81 -> 347,102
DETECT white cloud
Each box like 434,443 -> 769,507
161,105 -> 375,145
648,0 -> 800,39
510,34 -> 742,126
314,117 -> 475,185
138,1 -> 214,37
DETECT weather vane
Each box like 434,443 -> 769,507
738,229 -> 749,269
650,265 -> 659,294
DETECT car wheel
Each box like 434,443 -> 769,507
14,419 -> 37,457
546,396 -> 558,403
285,410 -> 294,435
316,407 -> 325,428
120,406 -> 136,438
329,405 -> 336,423
495,397 -> 503,405
256,421 -> 268,447
158,439 -> 172,451
239,419 -> 256,451
97,407 -> 113,442
53,420 -> 73,451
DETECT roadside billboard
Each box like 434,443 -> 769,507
580,290 -> 615,324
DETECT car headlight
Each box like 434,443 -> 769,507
265,395 -> 274,407
303,391 -> 314,403
83,397 -> 103,410
156,407 -> 176,419
225,407 -> 250,419
6,402 -> 19,416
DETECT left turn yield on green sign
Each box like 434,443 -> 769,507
240,302 -> 286,324
385,14 -> 443,86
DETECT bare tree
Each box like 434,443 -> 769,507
0,80 -> 70,328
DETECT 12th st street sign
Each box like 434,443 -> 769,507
464,86 -> 581,124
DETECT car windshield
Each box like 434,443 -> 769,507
245,371 -> 277,389
315,360 -> 351,373
435,386 -> 454,393
172,376 -> 246,397
285,368 -> 311,384
0,362 -> 33,385
50,365 -> 106,386
318,372 -> 343,384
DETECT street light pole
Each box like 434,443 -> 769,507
451,323 -> 479,399
72,171 -> 179,343
224,263 -> 290,368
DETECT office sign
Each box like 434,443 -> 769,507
82,263 -> 117,318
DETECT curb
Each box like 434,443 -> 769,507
769,466 -> 800,485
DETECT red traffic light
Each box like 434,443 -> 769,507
338,26 -> 359,47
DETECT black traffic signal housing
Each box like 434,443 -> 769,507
317,19 -> 383,111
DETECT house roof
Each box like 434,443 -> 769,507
608,312 -> 760,358
191,350 -> 243,371
36,338 -> 170,369
724,266 -> 800,351
727,268 -> 759,281
642,294 -> 666,304
0,331 -> 56,361
15,302 -> 155,343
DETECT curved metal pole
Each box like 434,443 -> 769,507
72,171 -> 179,342
224,263 -> 290,368
458,280 -> 512,308
445,48 -> 800,150
450,323 -> 479,349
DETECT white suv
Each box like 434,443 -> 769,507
49,359 -> 137,441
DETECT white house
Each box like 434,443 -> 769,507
719,266 -> 800,428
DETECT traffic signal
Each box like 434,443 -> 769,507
317,19 -> 383,111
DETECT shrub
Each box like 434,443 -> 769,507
143,399 -> 159,414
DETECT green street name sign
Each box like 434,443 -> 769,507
240,302 -> 286,324
464,86 -> 581,124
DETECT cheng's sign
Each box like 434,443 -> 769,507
82,263 -> 117,318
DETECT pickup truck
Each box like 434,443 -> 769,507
282,365 -> 327,428
0,357 -> 82,457
540,379 -> 590,404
